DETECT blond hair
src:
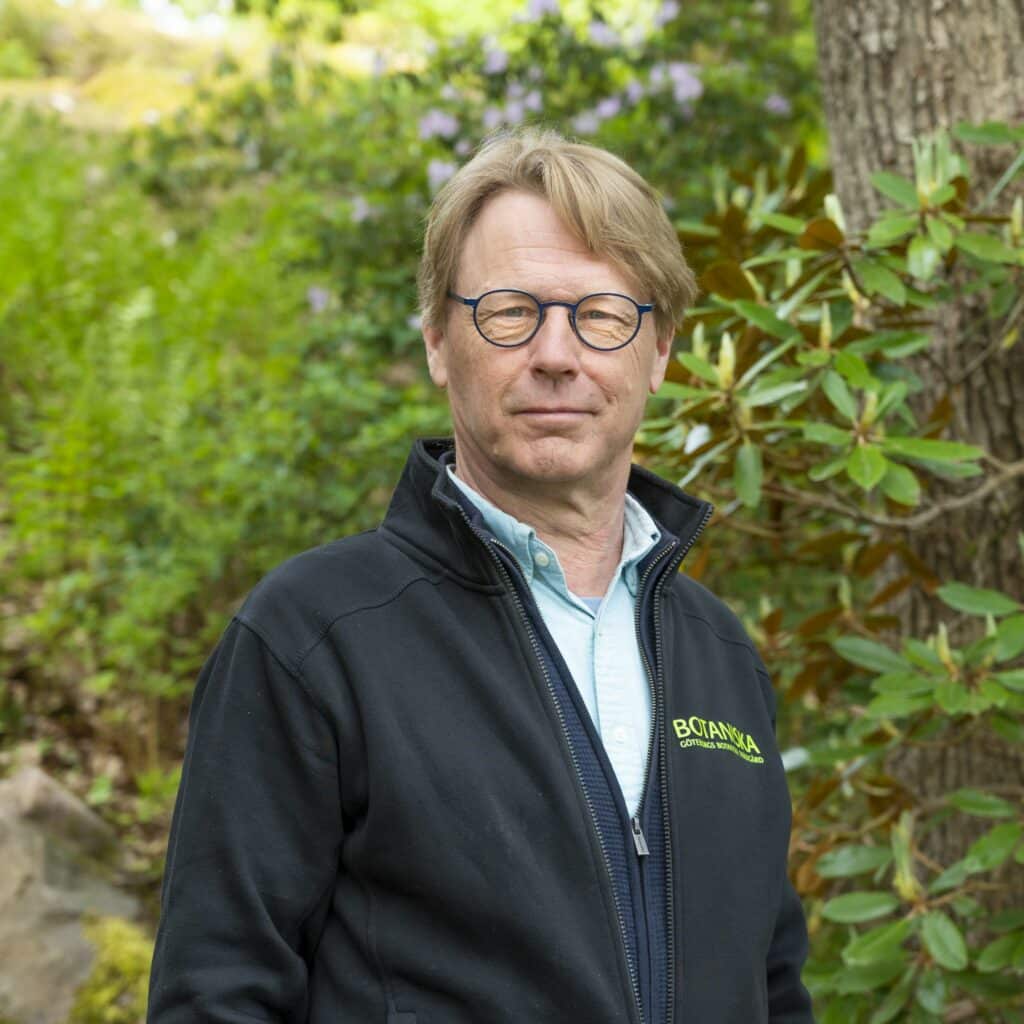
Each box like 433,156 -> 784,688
417,125 -> 697,341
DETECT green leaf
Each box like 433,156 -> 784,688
955,232 -> 1020,264
880,461 -> 921,506
871,171 -> 919,208
926,216 -> 954,253
866,692 -> 932,718
678,352 -> 721,385
965,822 -> 1023,871
920,912 -> 968,971
803,422 -> 852,446
881,436 -> 984,462
847,445 -> 889,490
947,788 -> 1016,818
852,257 -> 907,304
977,933 -> 1020,972
936,582 -> 1021,617
907,236 -> 941,281
731,300 -> 797,341
822,891 -> 901,924
654,381 -> 710,400
834,350 -> 875,389
872,671 -> 935,696
759,212 -> 806,234
808,454 -> 848,481
928,858 -> 972,894
843,918 -> 914,966
835,959 -> 906,994
953,121 -> 1024,145
734,441 -> 762,508
991,908 -> 1024,932
868,967 -> 915,1024
995,614 -> 1024,659
867,214 -> 919,248
995,671 -> 1024,698
817,844 -> 893,878
832,636 -> 909,674
915,966 -> 947,1014
744,380 -> 808,407
822,370 -> 858,421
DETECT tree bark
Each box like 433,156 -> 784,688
812,0 -> 1024,909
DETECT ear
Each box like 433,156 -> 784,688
422,322 -> 448,389
648,326 -> 674,394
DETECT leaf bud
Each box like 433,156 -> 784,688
819,302 -> 832,350
691,321 -> 708,361
824,193 -> 847,233
785,258 -> 801,288
1012,196 -> 1022,244
717,331 -> 735,389
860,389 -> 879,427
936,621 -> 956,674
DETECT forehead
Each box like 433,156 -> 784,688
457,190 -> 640,296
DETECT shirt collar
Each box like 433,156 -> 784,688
444,464 -> 660,596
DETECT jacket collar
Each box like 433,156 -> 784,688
380,437 -> 715,586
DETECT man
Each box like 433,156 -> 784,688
147,126 -> 815,1023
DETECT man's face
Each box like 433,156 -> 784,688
422,189 -> 673,491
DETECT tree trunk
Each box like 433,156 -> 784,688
812,0 -> 1024,909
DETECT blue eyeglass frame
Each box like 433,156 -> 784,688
447,288 -> 655,352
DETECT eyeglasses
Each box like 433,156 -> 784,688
447,288 -> 655,352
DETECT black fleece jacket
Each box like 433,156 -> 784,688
147,437 -> 815,1024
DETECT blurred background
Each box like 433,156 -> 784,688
1,0 -> 1022,1020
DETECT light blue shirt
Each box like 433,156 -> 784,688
446,465 -> 661,816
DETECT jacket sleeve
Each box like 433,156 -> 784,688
147,615 -> 343,1023
758,666 -> 817,1024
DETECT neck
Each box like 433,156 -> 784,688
452,452 -> 629,599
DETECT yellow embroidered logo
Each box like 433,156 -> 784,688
671,715 -> 765,765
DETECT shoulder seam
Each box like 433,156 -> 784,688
231,615 -> 337,767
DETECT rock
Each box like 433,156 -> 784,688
0,766 -> 142,1024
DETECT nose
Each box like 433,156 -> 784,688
528,303 -> 581,378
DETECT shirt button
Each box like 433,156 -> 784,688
534,550 -> 550,568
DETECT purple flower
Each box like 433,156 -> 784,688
654,0 -> 680,27
668,62 -> 703,103
455,139 -> 472,156
427,159 -> 457,193
307,286 -> 330,314
524,0 -> 559,19
418,109 -> 460,140
482,106 -> 504,130
350,195 -> 372,223
524,89 -> 543,112
764,92 -> 792,116
571,110 -> 600,135
505,99 -> 526,124
440,83 -> 460,101
588,20 -> 619,47
407,313 -> 423,331
483,45 -> 509,75
506,80 -> 525,99
595,96 -> 622,120
625,80 -> 645,105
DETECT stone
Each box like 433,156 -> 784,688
0,766 -> 141,1024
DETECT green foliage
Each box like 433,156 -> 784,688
643,122 -> 1024,1020
68,914 -> 153,1024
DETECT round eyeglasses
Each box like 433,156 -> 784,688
447,288 -> 655,352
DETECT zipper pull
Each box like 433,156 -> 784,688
631,815 -> 649,857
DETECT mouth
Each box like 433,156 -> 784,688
516,408 -> 593,416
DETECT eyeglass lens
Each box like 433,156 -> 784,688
474,291 -> 640,349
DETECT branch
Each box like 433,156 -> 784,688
763,455 -> 1024,530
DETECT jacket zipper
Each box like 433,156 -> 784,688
451,495 -> 714,1024
638,502 -> 715,1024
448,503 -> 646,1024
